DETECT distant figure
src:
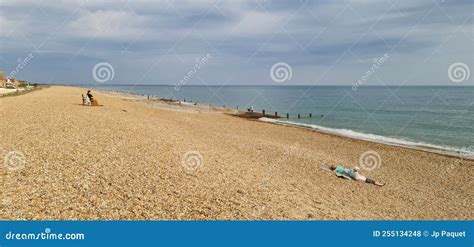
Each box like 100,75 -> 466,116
329,165 -> 385,186
86,90 -> 101,106
247,106 -> 254,112
82,94 -> 91,106
87,90 -> 93,101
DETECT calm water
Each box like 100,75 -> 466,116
87,85 -> 474,156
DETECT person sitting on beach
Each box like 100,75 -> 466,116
82,94 -> 91,106
86,90 -> 101,106
329,165 -> 385,186
87,90 -> 93,101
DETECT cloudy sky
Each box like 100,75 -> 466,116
0,0 -> 473,86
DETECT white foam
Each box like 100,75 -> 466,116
259,117 -> 474,159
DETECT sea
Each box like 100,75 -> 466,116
85,84 -> 474,158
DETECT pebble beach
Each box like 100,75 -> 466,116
0,86 -> 472,220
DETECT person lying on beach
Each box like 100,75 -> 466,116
329,165 -> 385,186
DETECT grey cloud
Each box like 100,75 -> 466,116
0,0 -> 472,85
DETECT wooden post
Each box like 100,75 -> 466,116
262,109 -> 265,115
298,114 -> 300,118
275,111 -> 278,117
309,113 -> 312,117
286,113 -> 289,118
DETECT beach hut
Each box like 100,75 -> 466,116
5,78 -> 18,89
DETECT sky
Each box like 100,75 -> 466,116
0,0 -> 473,86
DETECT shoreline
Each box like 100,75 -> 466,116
1,85 -> 472,220
259,118 -> 474,161
93,87 -> 474,162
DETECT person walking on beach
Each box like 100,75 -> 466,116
329,165 -> 385,186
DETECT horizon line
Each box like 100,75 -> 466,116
47,83 -> 474,87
